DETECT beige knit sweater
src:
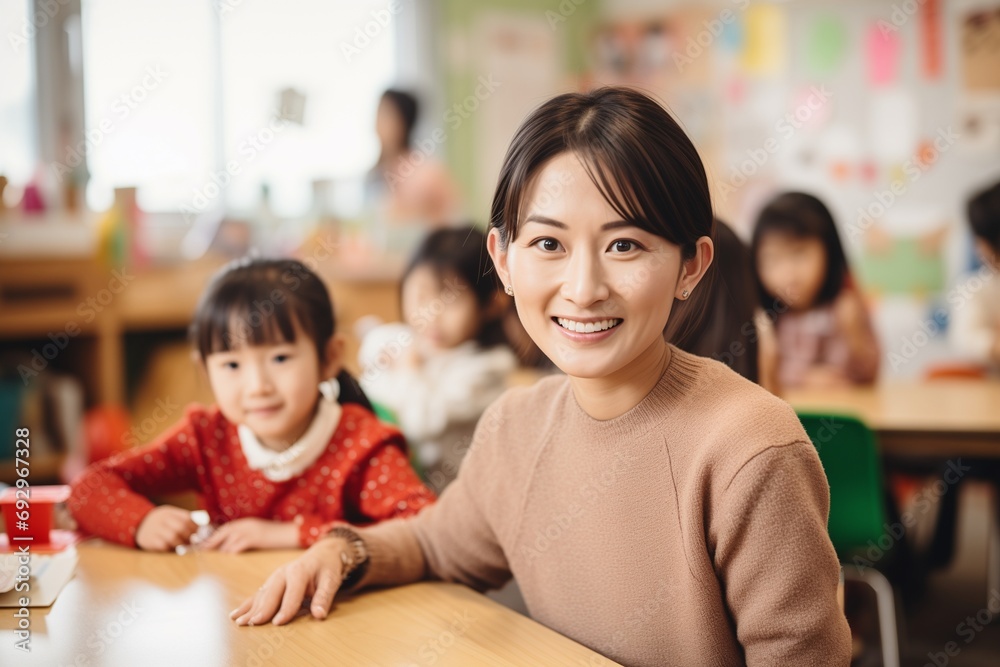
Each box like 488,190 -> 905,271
353,346 -> 852,666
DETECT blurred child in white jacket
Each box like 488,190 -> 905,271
950,181 -> 1000,369
359,227 -> 517,491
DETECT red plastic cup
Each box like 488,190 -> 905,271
0,485 -> 70,545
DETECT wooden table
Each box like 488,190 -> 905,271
0,541 -> 614,666
785,380 -> 1000,458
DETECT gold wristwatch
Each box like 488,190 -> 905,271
328,525 -> 369,590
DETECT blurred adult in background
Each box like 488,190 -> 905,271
367,89 -> 461,229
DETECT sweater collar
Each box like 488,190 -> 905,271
563,344 -> 704,437
238,398 -> 342,482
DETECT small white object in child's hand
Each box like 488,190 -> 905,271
175,510 -> 216,555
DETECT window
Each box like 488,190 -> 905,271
219,0 -> 398,217
81,0 -> 216,212
0,0 -> 37,188
79,0 -> 398,217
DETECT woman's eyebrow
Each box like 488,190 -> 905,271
523,214 -> 633,231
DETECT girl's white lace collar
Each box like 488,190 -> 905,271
238,398 -> 342,482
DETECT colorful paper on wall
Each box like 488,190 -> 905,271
859,232 -> 948,296
740,4 -> 786,76
866,23 -> 901,86
920,0 -> 942,79
806,15 -> 847,77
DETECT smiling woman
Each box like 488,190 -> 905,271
231,88 -> 852,667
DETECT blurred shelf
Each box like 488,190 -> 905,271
0,214 -> 98,258
0,454 -> 65,486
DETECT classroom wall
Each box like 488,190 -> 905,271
435,0 -> 601,219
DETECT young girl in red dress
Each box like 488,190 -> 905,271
69,258 -> 434,552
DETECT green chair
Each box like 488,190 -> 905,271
798,411 -> 900,667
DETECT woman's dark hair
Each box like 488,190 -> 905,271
672,220 -> 759,384
190,257 -> 373,411
380,89 -> 419,150
750,191 -> 850,308
968,180 -> 1000,253
489,86 -> 715,346
403,225 -> 509,349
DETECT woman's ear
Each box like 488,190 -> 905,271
675,236 -> 714,300
486,228 -> 512,293
321,334 -> 346,380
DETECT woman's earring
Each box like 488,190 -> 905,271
505,285 -> 514,296
681,290 -> 690,299
318,378 -> 341,402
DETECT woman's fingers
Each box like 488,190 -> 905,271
233,539 -> 345,626
230,596 -> 254,620
309,567 -> 340,620
236,573 -> 286,626
273,565 -> 310,625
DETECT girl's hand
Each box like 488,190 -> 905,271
230,536 -> 348,626
201,518 -> 298,553
135,506 -> 199,552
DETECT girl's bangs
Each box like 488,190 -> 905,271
198,283 -> 299,357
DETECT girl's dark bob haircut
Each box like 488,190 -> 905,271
189,257 -> 371,409
488,86 -> 715,344
402,225 -> 507,349
750,192 -> 850,308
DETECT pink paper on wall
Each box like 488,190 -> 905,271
867,24 -> 901,86
920,0 -> 942,79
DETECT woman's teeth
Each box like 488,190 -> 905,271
556,318 -> 622,333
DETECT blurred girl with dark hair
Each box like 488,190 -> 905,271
751,191 -> 880,390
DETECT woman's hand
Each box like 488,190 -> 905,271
230,536 -> 348,626
202,518 -> 298,553
135,506 -> 199,552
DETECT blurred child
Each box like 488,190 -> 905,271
752,192 -> 879,390
950,181 -> 1000,367
359,226 -> 516,490
669,219 -> 778,393
69,258 -> 434,552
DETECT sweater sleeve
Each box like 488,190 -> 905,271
352,400 -> 512,593
68,407 -> 205,547
710,441 -> 852,667
404,400 -> 512,592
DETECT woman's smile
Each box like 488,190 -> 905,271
552,316 -> 623,342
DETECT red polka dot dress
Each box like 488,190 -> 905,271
68,403 -> 436,548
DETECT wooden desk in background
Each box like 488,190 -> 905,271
0,541 -> 614,666
785,380 -> 1000,459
